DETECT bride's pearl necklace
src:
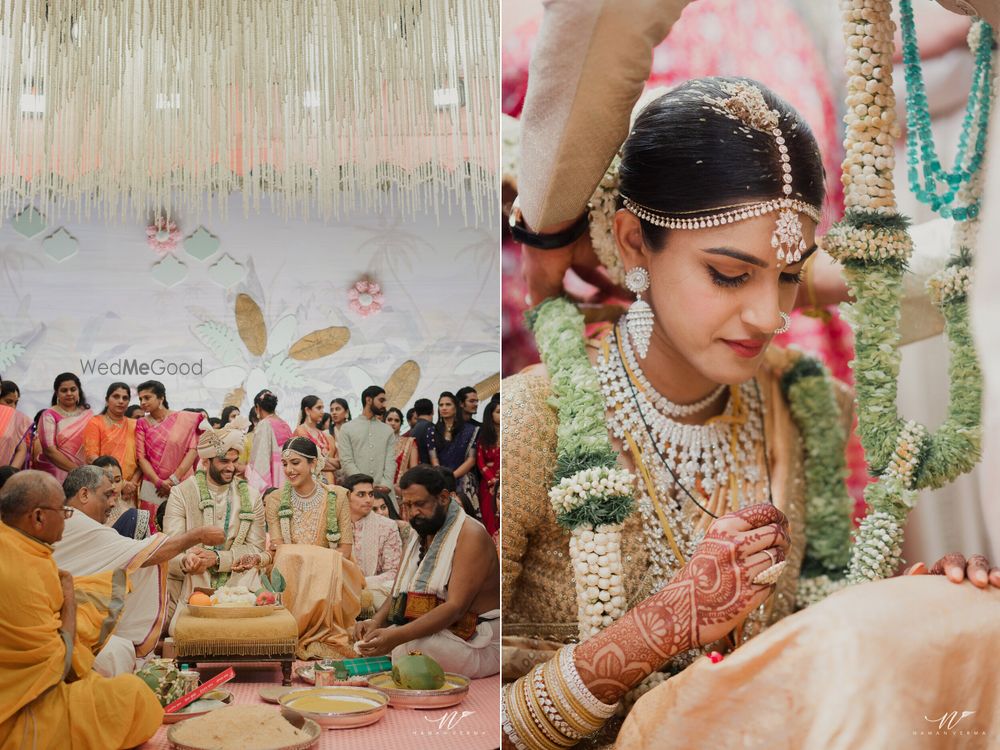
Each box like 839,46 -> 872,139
602,326 -> 764,495
596,325 -> 768,590
621,342 -> 727,418
291,483 -> 324,511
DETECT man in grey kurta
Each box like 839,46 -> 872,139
338,386 -> 397,506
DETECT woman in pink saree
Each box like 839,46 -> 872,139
246,389 -> 293,494
35,373 -> 93,481
134,380 -> 201,530
0,381 -> 31,469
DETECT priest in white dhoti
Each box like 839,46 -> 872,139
163,420 -> 268,634
355,465 -> 500,678
53,465 -> 225,676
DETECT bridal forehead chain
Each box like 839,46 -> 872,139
621,81 -> 821,265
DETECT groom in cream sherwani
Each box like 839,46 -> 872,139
163,420 -> 268,633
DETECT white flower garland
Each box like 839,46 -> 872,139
551,466 -> 634,637
850,506 -> 909,581
795,574 -> 850,609
548,466 -> 635,515
927,266 -> 973,307
820,223 -> 912,263
588,155 -> 626,287
840,0 -> 901,214
882,420 -> 927,489
568,523 -> 628,638
831,0 -> 991,584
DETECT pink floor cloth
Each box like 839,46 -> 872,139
140,661 -> 500,750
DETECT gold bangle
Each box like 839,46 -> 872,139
546,655 -> 606,736
502,683 -> 531,750
515,674 -> 567,750
506,676 -> 557,750
559,644 -> 619,719
522,669 -> 574,750
532,663 -> 585,742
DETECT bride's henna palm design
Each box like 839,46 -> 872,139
574,504 -> 789,704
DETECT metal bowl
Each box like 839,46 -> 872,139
366,671 -> 471,709
166,708 -> 321,749
278,686 -> 389,730
259,685 -> 299,704
162,690 -> 234,724
295,665 -> 315,684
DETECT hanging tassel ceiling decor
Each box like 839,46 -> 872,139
0,0 -> 499,224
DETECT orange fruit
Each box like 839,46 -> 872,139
189,592 -> 212,607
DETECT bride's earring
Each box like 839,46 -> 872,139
775,311 -> 791,335
625,267 -> 653,359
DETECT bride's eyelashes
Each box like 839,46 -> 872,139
706,265 -> 804,288
707,266 -> 748,288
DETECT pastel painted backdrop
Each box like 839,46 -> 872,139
0,194 -> 499,425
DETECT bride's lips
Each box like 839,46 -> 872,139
723,339 -> 765,358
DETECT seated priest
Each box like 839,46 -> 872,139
347,472 -> 402,610
0,471 -> 163,748
355,464 -> 500,678
163,419 -> 267,633
53,465 -> 224,676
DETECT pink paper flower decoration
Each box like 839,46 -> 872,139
348,279 -> 385,317
146,217 -> 181,255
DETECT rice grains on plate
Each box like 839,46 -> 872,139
169,705 -> 311,749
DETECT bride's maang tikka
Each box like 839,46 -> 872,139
621,81 -> 821,264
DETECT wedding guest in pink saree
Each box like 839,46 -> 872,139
134,381 -> 201,530
35,373 -> 93,481
0,381 -> 31,469
246,389 -> 293,494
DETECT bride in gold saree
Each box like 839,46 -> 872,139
500,12 -> 1000,743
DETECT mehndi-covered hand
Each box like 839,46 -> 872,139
231,553 -> 261,572
679,503 -> 791,648
573,503 -> 789,704
904,553 -> 1000,589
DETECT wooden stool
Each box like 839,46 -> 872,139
173,608 -> 298,685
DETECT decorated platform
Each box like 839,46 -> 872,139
139,661 -> 500,750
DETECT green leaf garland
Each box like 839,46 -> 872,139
780,356 -> 853,578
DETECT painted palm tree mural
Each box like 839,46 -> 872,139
198,293 -> 352,408
196,293 -> 431,411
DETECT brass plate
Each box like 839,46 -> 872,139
366,672 -> 471,709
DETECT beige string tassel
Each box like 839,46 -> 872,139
0,0 -> 498,226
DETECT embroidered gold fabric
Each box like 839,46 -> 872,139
501,343 -> 851,688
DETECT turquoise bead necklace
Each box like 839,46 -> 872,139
899,0 -> 995,221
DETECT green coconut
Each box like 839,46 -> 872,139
392,651 -> 446,690
135,658 -> 185,707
